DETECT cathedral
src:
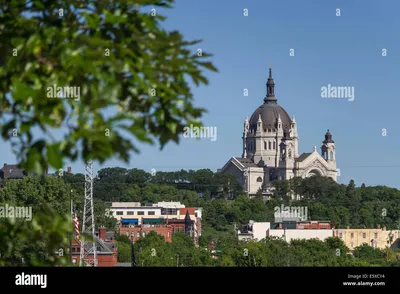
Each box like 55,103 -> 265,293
219,68 -> 338,197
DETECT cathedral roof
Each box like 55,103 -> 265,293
248,68 -> 291,132
234,157 -> 258,167
295,153 -> 312,162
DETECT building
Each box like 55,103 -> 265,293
110,202 -> 202,244
0,164 -> 72,180
1,163 -> 27,179
71,227 -> 118,267
238,220 -> 333,242
333,228 -> 400,250
219,68 -> 338,197
120,221 -> 173,243
267,229 -> 333,242
296,220 -> 332,230
238,221 -> 270,241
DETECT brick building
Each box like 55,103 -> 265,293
71,227 -> 118,266
296,220 -> 331,229
120,221 -> 173,243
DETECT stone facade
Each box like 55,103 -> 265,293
219,69 -> 338,197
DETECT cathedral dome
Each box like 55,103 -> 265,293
249,103 -> 291,132
249,68 -> 291,132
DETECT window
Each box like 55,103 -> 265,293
195,213 -> 198,217
137,232 -> 140,237
374,233 -> 378,239
339,233 -> 343,238
351,233 -> 354,238
264,141 -> 267,150
148,211 -> 155,215
362,233 -> 366,239
273,141 -> 276,149
116,211 -> 123,215
142,232 -> 146,237
162,208 -> 177,215
127,211 -> 134,215
268,141 -> 272,149
257,177 -> 262,182
137,211 -> 144,215
97,247 -> 101,251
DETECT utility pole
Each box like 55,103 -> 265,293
80,161 -> 98,267
70,196 -> 73,264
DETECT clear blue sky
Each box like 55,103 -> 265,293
2,0 -> 400,188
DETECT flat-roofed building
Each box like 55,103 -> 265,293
267,229 -> 333,242
333,228 -> 400,250
111,202 -> 202,244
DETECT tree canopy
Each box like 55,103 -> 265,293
0,0 -> 217,173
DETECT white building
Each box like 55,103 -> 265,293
267,229 -> 333,243
110,202 -> 202,231
238,221 -> 271,241
238,221 -> 333,243
219,68 -> 337,197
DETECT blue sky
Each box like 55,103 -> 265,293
2,0 -> 400,188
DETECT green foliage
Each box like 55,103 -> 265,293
1,167 -> 400,267
116,242 -> 132,263
0,205 -> 71,266
0,0 -> 217,174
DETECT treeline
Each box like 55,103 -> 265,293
1,167 -> 400,266
63,167 -> 400,231
117,231 -> 400,267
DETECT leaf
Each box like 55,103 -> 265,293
46,143 -> 63,169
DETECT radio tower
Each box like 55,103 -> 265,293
80,161 -> 98,266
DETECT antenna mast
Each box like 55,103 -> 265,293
80,161 -> 98,266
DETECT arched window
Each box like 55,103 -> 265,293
273,141 -> 276,149
329,151 -> 333,160
288,149 -> 292,158
257,177 -> 263,182
264,141 -> 267,150
268,141 -> 271,149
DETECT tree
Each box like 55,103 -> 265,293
115,234 -> 132,262
0,0 -> 217,173
0,0 -> 217,266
